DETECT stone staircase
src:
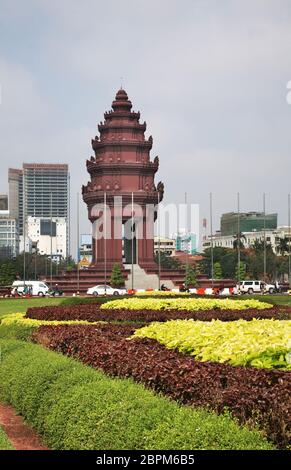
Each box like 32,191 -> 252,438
124,264 -> 175,290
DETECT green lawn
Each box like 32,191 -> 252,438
248,295 -> 291,306
0,298 -> 64,319
0,425 -> 13,450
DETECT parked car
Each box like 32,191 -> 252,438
11,280 -> 50,297
87,285 -> 126,296
238,280 -> 275,294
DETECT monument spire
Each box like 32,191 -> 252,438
82,89 -> 164,268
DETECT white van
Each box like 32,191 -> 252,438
11,281 -> 50,297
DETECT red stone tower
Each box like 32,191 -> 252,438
82,89 -> 164,267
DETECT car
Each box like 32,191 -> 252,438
238,280 -> 275,294
11,280 -> 50,297
87,285 -> 126,296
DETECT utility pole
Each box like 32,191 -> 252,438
210,192 -> 214,289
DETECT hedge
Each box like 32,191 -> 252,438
0,426 -> 13,450
33,323 -> 291,448
0,312 -> 105,341
0,339 -> 273,450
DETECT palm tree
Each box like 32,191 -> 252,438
233,232 -> 246,250
276,237 -> 289,256
252,239 -> 265,253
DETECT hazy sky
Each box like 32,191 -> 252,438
1,0 -> 291,256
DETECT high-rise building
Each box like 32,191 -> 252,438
175,230 -> 197,254
0,195 -> 8,211
8,164 -> 70,258
0,210 -> 18,259
221,212 -> 277,236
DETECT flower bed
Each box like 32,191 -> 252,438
132,319 -> 291,370
25,303 -> 291,323
0,339 -> 272,450
135,291 -> 191,296
101,297 -> 272,311
32,323 -> 291,448
0,312 -> 105,341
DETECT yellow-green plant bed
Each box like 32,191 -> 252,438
0,313 -> 104,341
132,319 -> 291,370
102,297 -> 272,311
135,291 -> 191,296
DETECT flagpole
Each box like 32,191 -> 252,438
158,191 -> 161,290
288,194 -> 290,287
50,192 -> 53,288
23,175 -> 26,287
237,192 -> 240,286
263,193 -> 266,282
210,192 -> 214,289
77,192 -> 80,294
185,192 -> 189,289
131,192 -> 134,291
104,192 -> 107,295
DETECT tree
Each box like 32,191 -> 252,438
233,232 -> 246,250
0,260 -> 16,286
276,238 -> 289,256
202,247 -> 239,279
235,261 -> 246,281
251,239 -> 265,253
213,262 -> 222,279
154,252 -> 181,269
184,265 -> 197,287
110,263 -> 124,287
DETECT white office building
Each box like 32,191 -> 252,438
202,226 -> 291,254
154,237 -> 176,256
19,216 -> 67,262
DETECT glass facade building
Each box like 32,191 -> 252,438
8,164 -> 70,257
220,212 -> 278,236
0,213 -> 18,259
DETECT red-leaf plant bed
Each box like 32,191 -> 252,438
26,304 -> 291,323
32,323 -> 291,448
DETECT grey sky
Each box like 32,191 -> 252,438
0,0 -> 291,257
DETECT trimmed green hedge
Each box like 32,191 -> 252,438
0,321 -> 36,341
0,339 -> 273,450
0,425 -> 13,450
